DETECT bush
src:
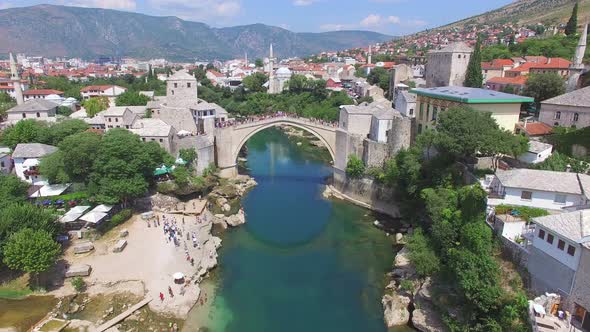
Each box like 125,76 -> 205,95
110,209 -> 133,227
345,155 -> 365,178
399,280 -> 415,293
71,276 -> 85,292
156,181 -> 176,194
406,228 -> 440,278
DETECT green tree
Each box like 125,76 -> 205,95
59,132 -> 102,183
71,276 -> 85,292
0,119 -> 51,149
83,97 -> 109,117
366,67 -> 390,97
565,2 -> 579,36
524,73 -> 566,108
242,73 -> 268,92
406,228 -> 441,278
39,151 -> 70,184
345,155 -> 365,178
255,58 -> 264,68
464,35 -> 484,87
2,229 -> 61,283
172,165 -> 190,188
179,148 -> 198,165
56,106 -> 73,116
115,91 -> 150,106
0,92 -> 16,120
0,204 -> 59,247
89,129 -> 171,205
0,175 -> 29,209
48,119 -> 89,146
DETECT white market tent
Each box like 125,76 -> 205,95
22,159 -> 40,167
80,211 -> 108,224
60,205 -> 91,223
91,204 -> 113,213
29,183 -> 71,198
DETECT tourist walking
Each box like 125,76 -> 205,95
168,286 -> 174,298
159,292 -> 164,301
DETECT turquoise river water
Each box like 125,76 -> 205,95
184,128 -> 411,332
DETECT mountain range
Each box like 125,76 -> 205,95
0,4 -> 392,61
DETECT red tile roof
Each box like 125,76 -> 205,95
487,76 -> 528,85
23,89 -> 64,96
481,58 -> 514,70
207,70 -> 224,78
529,58 -> 571,69
517,122 -> 553,136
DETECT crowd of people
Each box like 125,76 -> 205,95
215,112 -> 338,129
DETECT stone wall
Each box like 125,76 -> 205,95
333,169 -> 400,217
527,245 -> 575,295
566,247 -> 590,312
363,139 -> 389,168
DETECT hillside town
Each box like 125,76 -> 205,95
1,1 -> 590,332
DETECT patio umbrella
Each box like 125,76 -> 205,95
173,272 -> 185,280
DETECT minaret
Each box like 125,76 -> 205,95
566,23 -> 588,92
9,52 -> 24,105
368,45 -> 372,65
268,43 -> 277,94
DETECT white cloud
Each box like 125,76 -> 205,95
64,0 -> 137,10
360,14 -> 381,27
319,23 -> 352,31
148,0 -> 241,21
387,15 -> 400,24
293,0 -> 314,6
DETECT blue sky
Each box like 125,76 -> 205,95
0,0 -> 514,35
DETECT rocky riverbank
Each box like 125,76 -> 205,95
382,246 -> 447,332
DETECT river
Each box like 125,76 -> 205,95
184,127 -> 410,332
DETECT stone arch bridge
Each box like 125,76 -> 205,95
215,116 -> 337,178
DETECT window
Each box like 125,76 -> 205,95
567,245 -> 576,256
419,104 -> 424,120
1,161 -> 4,167
458,54 -> 461,59
554,194 -> 567,204
573,113 -> 579,122
36,112 -> 40,118
159,139 -> 163,142
557,239 -> 565,250
538,229 -> 545,239
115,118 -> 119,122
418,124 -> 423,134
22,113 -> 26,118
142,138 -> 146,142
432,107 -> 438,121
426,104 -> 430,120
521,191 -> 532,200
409,108 -> 414,116
174,83 -> 178,88
547,233 -> 554,244
108,118 -> 112,122
187,83 -> 191,88
555,111 -> 561,120
171,90 -> 174,95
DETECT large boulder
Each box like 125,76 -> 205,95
225,213 -> 246,227
382,293 -> 411,327
412,278 -> 447,332
393,247 -> 416,278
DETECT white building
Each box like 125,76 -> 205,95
518,140 -> 553,164
23,89 -> 64,101
5,99 -> 59,124
489,169 -> 590,211
12,143 -> 57,184
80,85 -> 127,100
394,90 -> 416,118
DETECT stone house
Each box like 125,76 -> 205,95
527,209 -> 590,331
488,169 -> 590,211
517,140 -> 553,164
538,86 -> 590,129
411,86 -> 533,133
130,118 -> 176,154
394,90 -> 416,118
5,99 -> 59,124
102,106 -> 138,130
0,146 -> 12,174
425,42 -> 472,88
80,85 -> 127,100
481,58 -> 514,81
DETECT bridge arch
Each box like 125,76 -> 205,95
215,117 -> 338,178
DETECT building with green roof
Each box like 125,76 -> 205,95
411,86 -> 534,133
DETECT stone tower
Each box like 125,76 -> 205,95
268,44 -> 278,94
165,69 -> 197,107
368,45 -> 372,65
425,42 -> 473,88
9,52 -> 24,105
567,23 -> 588,92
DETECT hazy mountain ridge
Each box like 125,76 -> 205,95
0,4 -> 392,61
440,0 -> 590,29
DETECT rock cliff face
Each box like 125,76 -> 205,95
0,5 -> 392,60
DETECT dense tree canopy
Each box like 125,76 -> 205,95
115,91 -> 151,106
0,175 -> 29,210
0,119 -> 51,149
83,97 -> 109,117
242,72 -> 268,92
565,2 -> 579,36
3,228 -> 61,276
524,73 -> 566,108
0,92 -> 16,120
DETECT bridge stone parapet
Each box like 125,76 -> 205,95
214,116 -> 337,178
